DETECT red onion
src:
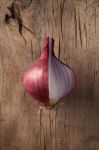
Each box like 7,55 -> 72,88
23,37 -> 76,107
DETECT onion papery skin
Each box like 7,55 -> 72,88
23,38 -> 49,106
23,37 -> 76,107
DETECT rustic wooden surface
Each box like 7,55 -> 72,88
0,0 -> 99,150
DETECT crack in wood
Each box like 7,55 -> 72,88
58,36 -> 61,59
55,108 -> 57,150
74,3 -> 77,48
0,50 -> 4,84
5,2 -> 36,43
95,7 -> 96,35
60,0 -> 65,38
64,112 -> 67,140
44,132 -> 46,150
28,0 -> 33,8
52,0 -> 56,28
5,2 -> 26,43
30,40 -> 34,61
78,9 -> 82,46
22,25 -> 36,38
84,22 -> 87,52
49,112 -> 52,145
39,109 -> 42,147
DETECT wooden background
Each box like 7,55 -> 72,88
0,0 -> 99,150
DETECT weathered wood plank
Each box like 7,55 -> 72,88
0,0 -> 99,150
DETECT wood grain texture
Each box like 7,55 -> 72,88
0,0 -> 99,150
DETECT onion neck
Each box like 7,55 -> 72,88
41,37 -> 54,58
48,38 -> 52,58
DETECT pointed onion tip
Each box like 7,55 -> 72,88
41,37 -> 54,58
